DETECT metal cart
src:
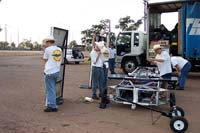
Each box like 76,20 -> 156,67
108,67 -> 188,133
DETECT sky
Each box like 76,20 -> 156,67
0,0 -> 178,46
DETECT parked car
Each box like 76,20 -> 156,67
65,49 -> 84,64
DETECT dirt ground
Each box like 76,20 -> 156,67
0,53 -> 200,133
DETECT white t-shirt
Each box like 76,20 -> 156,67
171,56 -> 188,70
102,47 -> 110,68
43,45 -> 62,74
109,48 -> 116,59
102,47 -> 110,61
155,51 -> 172,76
90,50 -> 104,68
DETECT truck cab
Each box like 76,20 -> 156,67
115,31 -> 147,73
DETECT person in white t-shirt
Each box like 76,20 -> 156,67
148,44 -> 172,89
90,40 -> 104,100
42,36 -> 62,112
100,42 -> 110,109
170,54 -> 191,90
90,34 -> 110,109
108,43 -> 116,74
101,43 -> 110,90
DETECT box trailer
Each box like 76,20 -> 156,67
147,0 -> 200,70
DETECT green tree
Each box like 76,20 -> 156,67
81,19 -> 110,43
69,40 -> 78,49
109,32 -> 116,44
33,41 -> 42,50
115,16 -> 143,31
18,39 -> 33,50
81,19 -> 116,50
0,41 -> 9,50
10,42 -> 16,50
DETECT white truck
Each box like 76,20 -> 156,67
115,31 -> 147,73
115,0 -> 200,74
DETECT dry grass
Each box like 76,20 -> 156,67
0,50 -> 43,56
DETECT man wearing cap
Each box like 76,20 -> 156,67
170,54 -> 191,90
148,44 -> 172,89
108,43 -> 116,74
42,36 -> 62,112
90,41 -> 104,100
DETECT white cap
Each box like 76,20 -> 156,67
153,44 -> 163,51
95,41 -> 105,49
43,36 -> 55,42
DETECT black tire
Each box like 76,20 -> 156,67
169,92 -> 176,107
122,58 -> 138,74
170,117 -> 188,133
75,61 -> 80,64
170,106 -> 185,117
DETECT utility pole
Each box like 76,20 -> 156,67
144,0 -> 148,32
105,19 -> 111,47
5,24 -> 7,42
17,28 -> 20,46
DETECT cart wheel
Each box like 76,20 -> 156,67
170,106 -> 185,117
170,117 -> 188,133
169,92 -> 176,107
131,104 -> 136,110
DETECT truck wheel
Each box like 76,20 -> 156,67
122,58 -> 138,74
170,117 -> 188,133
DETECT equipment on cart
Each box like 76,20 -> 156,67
108,67 -> 188,133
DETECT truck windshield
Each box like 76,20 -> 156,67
116,33 -> 131,56
67,50 -> 72,55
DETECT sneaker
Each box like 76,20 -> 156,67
92,95 -> 99,100
44,107 -> 58,112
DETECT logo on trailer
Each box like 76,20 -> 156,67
52,49 -> 62,62
186,18 -> 200,35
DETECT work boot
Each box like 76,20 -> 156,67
99,96 -> 109,109
44,107 -> 58,112
92,95 -> 99,100
99,102 -> 107,109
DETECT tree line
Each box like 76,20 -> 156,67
0,15 -> 143,51
80,16 -> 143,51
0,39 -> 42,51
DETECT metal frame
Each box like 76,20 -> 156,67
108,67 -> 177,108
51,27 -> 68,103
108,67 -> 188,132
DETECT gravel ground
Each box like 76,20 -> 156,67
0,54 -> 199,133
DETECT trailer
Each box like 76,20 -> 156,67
147,0 -> 200,70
